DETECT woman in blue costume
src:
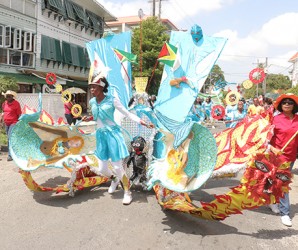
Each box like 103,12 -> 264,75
202,97 -> 213,119
189,97 -> 205,123
225,100 -> 246,128
83,74 -> 151,205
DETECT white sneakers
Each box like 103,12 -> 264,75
108,178 -> 120,194
269,204 -> 280,214
108,179 -> 133,205
122,191 -> 132,205
269,204 -> 292,227
281,215 -> 292,227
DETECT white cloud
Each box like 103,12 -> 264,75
212,13 -> 298,82
257,13 -> 298,47
161,0 -> 223,26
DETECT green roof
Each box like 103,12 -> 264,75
0,72 -> 88,87
66,80 -> 88,87
0,72 -> 46,84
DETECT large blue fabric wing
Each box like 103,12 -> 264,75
86,32 -> 133,108
155,30 -> 227,123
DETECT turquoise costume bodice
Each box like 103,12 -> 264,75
89,95 -> 129,162
90,95 -> 115,124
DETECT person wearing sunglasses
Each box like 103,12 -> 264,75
267,93 -> 298,227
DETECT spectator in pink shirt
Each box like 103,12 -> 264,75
268,93 -> 298,227
0,90 -> 22,161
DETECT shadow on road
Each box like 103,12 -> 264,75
31,177 -> 157,208
161,210 -> 298,238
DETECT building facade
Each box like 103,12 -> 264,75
289,52 -> 298,87
0,0 -> 116,104
106,15 -> 179,34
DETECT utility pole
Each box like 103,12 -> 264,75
152,0 -> 156,16
158,0 -> 162,19
148,0 -> 166,18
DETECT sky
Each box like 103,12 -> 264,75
96,0 -> 298,85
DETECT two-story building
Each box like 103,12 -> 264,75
0,0 -> 116,111
106,15 -> 179,34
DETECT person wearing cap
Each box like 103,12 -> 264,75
0,90 -> 22,161
82,73 -> 153,205
267,93 -> 298,227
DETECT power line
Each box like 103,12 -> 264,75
170,0 -> 196,28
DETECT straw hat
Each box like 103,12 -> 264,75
2,90 -> 17,98
274,93 -> 298,109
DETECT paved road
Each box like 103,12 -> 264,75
1,123 -> 298,250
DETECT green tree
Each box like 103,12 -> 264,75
0,76 -> 18,111
131,16 -> 169,95
243,74 -> 292,99
203,64 -> 225,93
266,74 -> 291,92
243,84 -> 257,99
286,84 -> 298,95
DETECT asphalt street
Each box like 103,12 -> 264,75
0,122 -> 298,250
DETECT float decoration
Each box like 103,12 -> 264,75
225,91 -> 240,106
242,79 -> 253,90
46,72 -> 57,85
55,84 -> 63,93
71,104 -> 82,118
153,153 -> 292,220
249,68 -> 265,84
211,105 -> 225,120
212,113 -> 274,177
61,90 -> 72,103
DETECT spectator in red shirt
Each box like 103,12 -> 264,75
64,94 -> 80,125
268,93 -> 298,227
0,90 -> 22,161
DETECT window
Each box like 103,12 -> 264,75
4,26 -> 11,48
22,52 -> 34,67
13,29 -> 22,49
23,32 -> 33,51
5,26 -> 11,47
0,25 -> 3,47
9,50 -> 21,66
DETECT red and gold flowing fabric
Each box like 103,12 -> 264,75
212,114 -> 274,177
153,153 -> 292,220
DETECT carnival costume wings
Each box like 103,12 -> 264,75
146,25 -> 227,192
11,32 -> 136,194
86,31 -> 134,108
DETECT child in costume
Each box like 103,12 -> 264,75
83,73 -> 152,205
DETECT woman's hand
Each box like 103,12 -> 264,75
140,120 -> 155,128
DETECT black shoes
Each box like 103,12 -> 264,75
7,156 -> 13,161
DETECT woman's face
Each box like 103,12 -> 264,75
89,84 -> 103,96
281,98 -> 295,113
